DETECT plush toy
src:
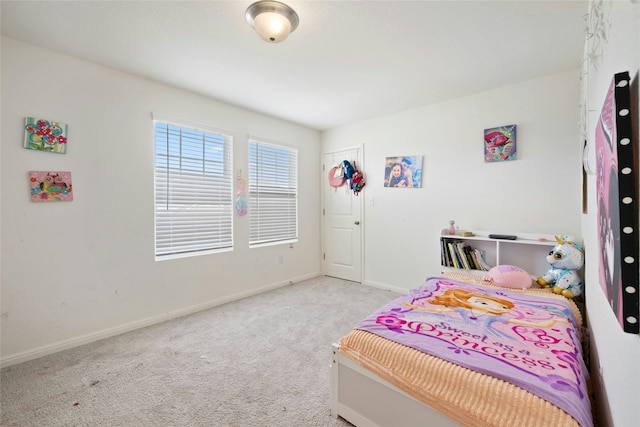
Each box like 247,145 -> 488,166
536,235 -> 585,298
483,265 -> 534,289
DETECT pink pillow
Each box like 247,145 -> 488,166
483,265 -> 533,289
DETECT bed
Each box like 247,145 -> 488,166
331,272 -> 593,427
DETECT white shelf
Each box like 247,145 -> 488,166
440,229 -> 568,277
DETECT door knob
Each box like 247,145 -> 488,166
354,221 -> 360,225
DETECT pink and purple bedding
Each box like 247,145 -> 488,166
354,276 -> 592,427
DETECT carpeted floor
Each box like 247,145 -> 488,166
1,276 -> 398,427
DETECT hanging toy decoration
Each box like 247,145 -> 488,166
327,159 -> 366,195
236,170 -> 248,216
349,161 -> 365,195
342,160 -> 355,181
328,163 -> 345,190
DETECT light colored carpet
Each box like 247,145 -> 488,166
1,276 -> 398,426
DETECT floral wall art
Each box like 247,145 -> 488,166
24,117 -> 68,154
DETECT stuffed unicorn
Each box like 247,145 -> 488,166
536,235 -> 585,298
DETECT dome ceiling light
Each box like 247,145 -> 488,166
246,1 -> 299,43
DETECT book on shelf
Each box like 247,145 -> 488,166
473,248 -> 491,271
456,242 -> 472,270
462,244 -> 479,270
441,238 -> 452,267
440,237 -> 490,271
440,238 -> 449,267
442,237 -> 460,268
467,247 -> 481,270
447,242 -> 460,268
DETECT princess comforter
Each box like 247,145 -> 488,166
339,275 -> 593,427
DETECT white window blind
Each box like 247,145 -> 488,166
154,118 -> 233,258
248,138 -> 298,246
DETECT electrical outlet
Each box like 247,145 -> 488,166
278,255 -> 283,264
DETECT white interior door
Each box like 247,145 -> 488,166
322,148 -> 362,282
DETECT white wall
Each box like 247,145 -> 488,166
581,2 -> 640,426
322,70 -> 583,291
0,37 -> 322,366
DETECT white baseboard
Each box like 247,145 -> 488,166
0,272 -> 321,369
362,279 -> 408,295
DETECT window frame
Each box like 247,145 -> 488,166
248,136 -> 299,248
153,113 -> 234,260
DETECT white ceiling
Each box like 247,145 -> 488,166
1,0 -> 588,131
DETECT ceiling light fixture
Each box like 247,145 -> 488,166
246,0 -> 299,43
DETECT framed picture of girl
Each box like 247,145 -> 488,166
384,155 -> 423,188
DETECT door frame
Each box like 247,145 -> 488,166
321,145 -> 364,283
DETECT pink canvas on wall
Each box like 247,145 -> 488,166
595,71 -> 639,334
30,171 -> 73,202
484,124 -> 516,162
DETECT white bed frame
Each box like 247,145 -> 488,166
330,343 -> 461,427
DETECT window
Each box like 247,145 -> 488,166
154,115 -> 233,259
248,138 -> 298,246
